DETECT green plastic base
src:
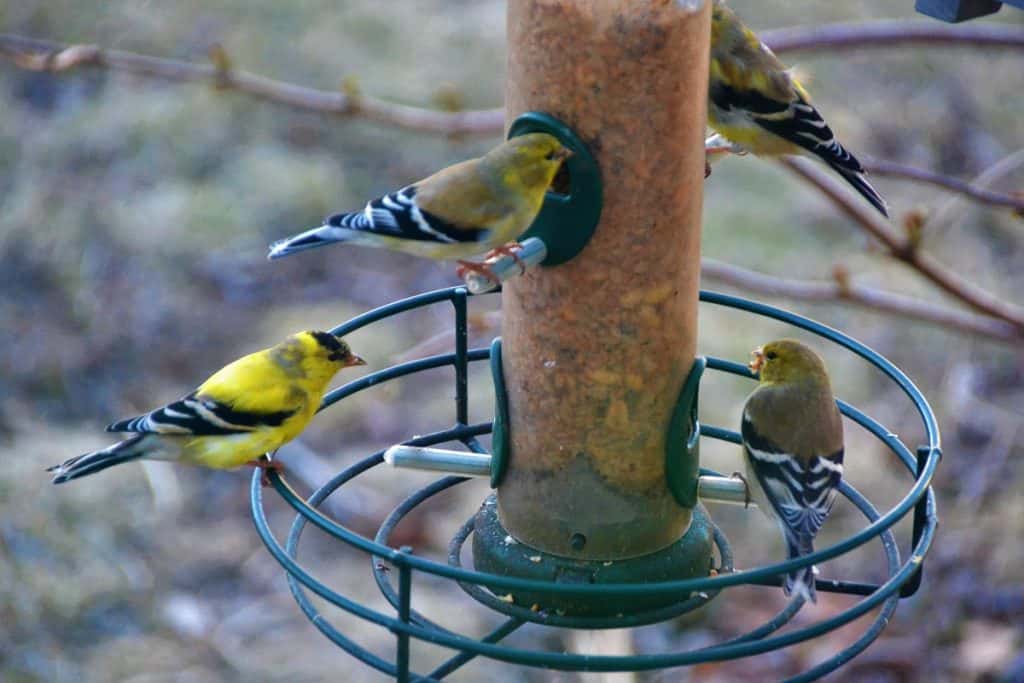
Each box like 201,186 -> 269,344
472,495 -> 715,617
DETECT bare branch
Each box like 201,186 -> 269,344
701,258 -> 1019,342
4,21 -> 1023,137
928,149 -> 1024,234
764,21 -> 1024,55
4,19 -> 1024,138
782,157 -> 1024,330
4,28 -> 1023,339
862,157 -> 1024,212
0,33 -> 504,136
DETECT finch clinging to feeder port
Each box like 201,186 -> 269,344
268,133 -> 571,282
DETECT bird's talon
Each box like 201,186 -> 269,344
731,471 -> 752,508
486,243 -> 528,275
248,458 -> 285,487
456,260 -> 501,285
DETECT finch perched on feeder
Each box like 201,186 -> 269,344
740,339 -> 844,602
48,331 -> 365,485
268,133 -> 571,282
707,0 -> 888,217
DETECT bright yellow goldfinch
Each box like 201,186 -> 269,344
48,331 -> 365,484
741,339 -> 844,603
709,0 -> 888,217
267,133 -> 571,280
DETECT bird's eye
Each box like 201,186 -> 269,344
765,351 -> 778,360
545,151 -> 557,160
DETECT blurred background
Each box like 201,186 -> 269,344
2,1 -> 1023,681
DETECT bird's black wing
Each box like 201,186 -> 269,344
741,412 -> 844,543
107,392 -> 298,436
331,186 -> 488,244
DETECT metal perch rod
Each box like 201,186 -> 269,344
461,237 -> 548,295
383,445 -> 754,506
384,445 -> 493,477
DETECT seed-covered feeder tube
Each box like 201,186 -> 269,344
494,0 -> 710,561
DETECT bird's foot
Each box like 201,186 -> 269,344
704,134 -> 748,169
248,457 -> 285,487
455,259 -> 501,286
730,471 -> 752,508
484,242 -> 527,275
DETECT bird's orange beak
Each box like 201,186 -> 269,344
346,354 -> 367,367
748,347 -> 764,373
553,147 -> 573,161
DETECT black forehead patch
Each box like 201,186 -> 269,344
310,331 -> 345,353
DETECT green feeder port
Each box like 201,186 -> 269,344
459,110 -> 606,293
507,111 -> 602,266
483,339 -> 710,616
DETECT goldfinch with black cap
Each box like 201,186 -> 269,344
48,331 -> 365,484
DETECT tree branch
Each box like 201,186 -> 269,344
3,21 -> 1023,138
0,33 -> 504,136
764,21 -> 1024,54
862,157 -> 1024,212
928,149 -> 1024,233
782,157 -> 1024,330
4,27 -> 1023,338
701,258 -> 1019,342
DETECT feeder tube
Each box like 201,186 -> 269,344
499,0 -> 710,559
385,445 -> 753,507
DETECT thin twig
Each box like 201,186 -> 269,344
782,157 -> 1024,330
701,258 -> 1019,342
4,21 -> 1024,137
928,149 -> 1024,236
4,28 -> 1023,337
764,21 -> 1024,54
862,157 -> 1024,212
0,33 -> 504,136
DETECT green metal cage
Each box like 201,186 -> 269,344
250,286 -> 940,682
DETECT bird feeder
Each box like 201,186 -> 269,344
254,0 -> 941,680
469,0 -> 713,614
252,287 -> 939,681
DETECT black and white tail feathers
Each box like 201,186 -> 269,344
268,185 -> 484,260
47,435 -> 150,484
764,448 -> 844,603
757,448 -> 843,603
831,164 -> 888,218
757,94 -> 888,217
742,411 -> 844,604
784,532 -> 818,603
